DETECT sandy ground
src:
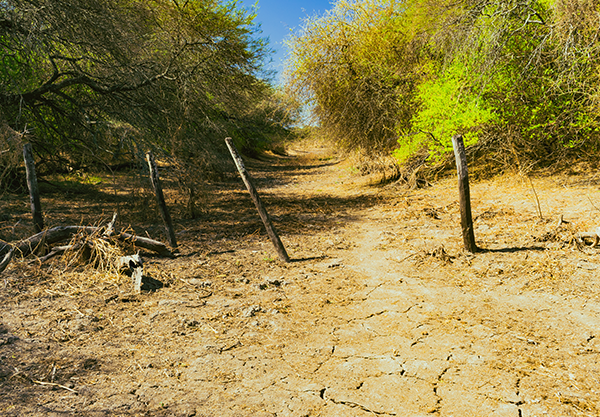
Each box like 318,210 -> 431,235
2,144 -> 600,416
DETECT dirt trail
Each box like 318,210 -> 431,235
2,145 -> 600,416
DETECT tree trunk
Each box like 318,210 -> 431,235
23,143 -> 44,233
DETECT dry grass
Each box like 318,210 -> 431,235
4,148 -> 600,416
386,172 -> 600,299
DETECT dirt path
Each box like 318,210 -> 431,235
2,145 -> 600,416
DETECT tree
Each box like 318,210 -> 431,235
285,0 -> 600,171
285,0 -> 420,155
419,0 -> 600,168
0,0 -> 278,177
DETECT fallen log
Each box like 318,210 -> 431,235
12,226 -> 97,257
0,225 -> 174,275
117,232 -> 174,258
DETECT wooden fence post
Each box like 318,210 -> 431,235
23,143 -> 44,233
451,134 -> 478,253
225,137 -> 290,263
146,151 -> 178,250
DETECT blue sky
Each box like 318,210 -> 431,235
238,0 -> 334,82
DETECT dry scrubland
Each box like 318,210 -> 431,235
2,145 -> 600,416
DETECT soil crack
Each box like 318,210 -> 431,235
5,146 -> 600,416
431,366 -> 451,415
322,387 -> 398,416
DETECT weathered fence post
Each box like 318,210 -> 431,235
146,151 -> 178,250
225,137 -> 290,263
23,143 -> 44,233
451,134 -> 478,253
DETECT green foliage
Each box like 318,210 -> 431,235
0,0 -> 297,183
395,59 -> 497,163
285,0 -> 418,153
285,0 -> 600,172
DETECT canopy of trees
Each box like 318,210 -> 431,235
285,0 -> 600,171
0,0 -> 299,186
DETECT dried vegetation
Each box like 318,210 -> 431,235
2,147 -> 600,415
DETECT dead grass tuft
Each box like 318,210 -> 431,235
17,227 -> 139,298
60,231 -> 126,273
415,245 -> 455,266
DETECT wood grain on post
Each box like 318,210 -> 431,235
23,143 -> 44,233
451,134 -> 478,253
225,137 -> 290,263
146,151 -> 178,249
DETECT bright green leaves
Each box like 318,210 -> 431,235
396,60 -> 497,163
286,0 -> 600,169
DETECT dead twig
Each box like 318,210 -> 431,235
32,380 -> 78,394
103,212 -> 118,238
220,340 -> 242,352
587,196 -> 600,213
31,243 -> 83,264
10,367 -> 78,394
391,252 -> 418,263
0,248 -> 14,274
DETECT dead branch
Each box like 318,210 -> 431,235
0,239 -> 10,257
32,380 -> 78,394
117,232 -> 174,258
33,243 -> 83,264
0,224 -> 174,275
10,226 -> 97,258
0,248 -> 13,274
103,212 -> 118,238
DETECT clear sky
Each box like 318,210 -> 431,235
238,0 -> 334,82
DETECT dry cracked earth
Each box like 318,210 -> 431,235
2,144 -> 600,416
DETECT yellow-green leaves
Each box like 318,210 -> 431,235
398,59 -> 497,163
285,0 -> 418,152
285,0 -> 600,169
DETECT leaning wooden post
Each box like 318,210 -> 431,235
23,143 -> 44,233
146,151 -> 178,250
225,137 -> 290,263
451,134 -> 478,253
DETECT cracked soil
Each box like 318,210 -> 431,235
2,143 -> 600,416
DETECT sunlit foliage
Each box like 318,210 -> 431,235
286,0 -> 600,171
285,0 -> 419,154
0,0 -> 296,177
